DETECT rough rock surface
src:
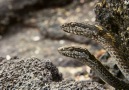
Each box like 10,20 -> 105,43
0,57 -> 106,90
0,57 -> 62,89
49,80 -> 106,90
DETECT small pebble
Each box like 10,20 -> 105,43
6,55 -> 11,60
59,40 -> 65,45
32,36 -> 40,41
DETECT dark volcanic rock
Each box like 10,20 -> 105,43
0,57 -> 62,89
49,80 -> 106,90
0,57 -> 106,89
0,0 -> 73,34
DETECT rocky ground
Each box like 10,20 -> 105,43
0,0 -> 115,89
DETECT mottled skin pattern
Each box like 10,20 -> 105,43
58,46 -> 129,89
58,0 -> 129,89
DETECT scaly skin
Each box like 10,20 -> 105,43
58,46 -> 129,89
58,0 -> 129,89
61,22 -> 129,81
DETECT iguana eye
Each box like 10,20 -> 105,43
59,0 -> 129,89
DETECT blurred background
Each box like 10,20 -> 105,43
0,0 -> 105,82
